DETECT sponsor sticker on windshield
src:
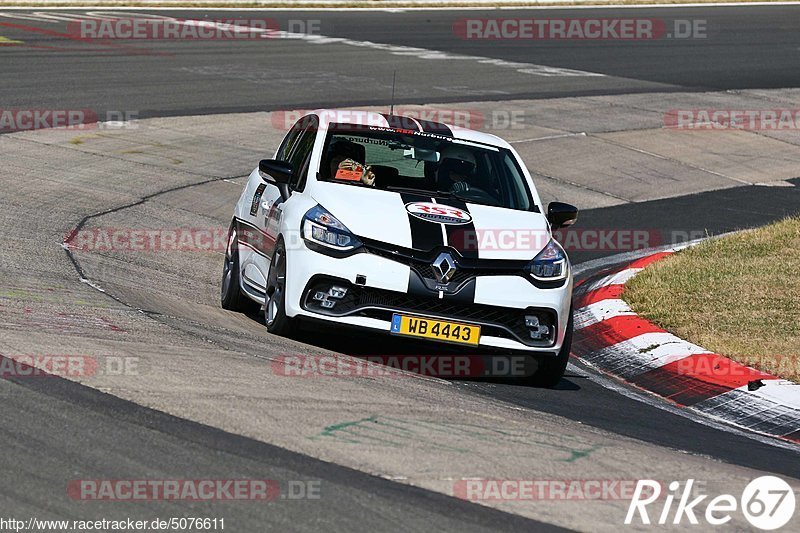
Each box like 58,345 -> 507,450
405,202 -> 472,225
334,168 -> 363,181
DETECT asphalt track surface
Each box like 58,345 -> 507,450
2,5 -> 800,531
2,179 -> 799,530
0,6 -> 800,117
0,359 -> 563,532
255,179 -> 800,478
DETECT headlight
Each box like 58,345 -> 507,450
302,205 -> 362,252
528,239 -> 568,281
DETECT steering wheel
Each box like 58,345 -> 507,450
452,185 -> 501,206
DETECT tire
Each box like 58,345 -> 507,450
220,223 -> 257,312
264,239 -> 297,337
527,307 -> 574,388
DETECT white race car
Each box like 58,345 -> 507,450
221,111 -> 578,386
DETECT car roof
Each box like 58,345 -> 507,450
307,109 -> 512,149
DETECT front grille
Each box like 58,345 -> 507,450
302,276 -> 556,347
412,263 -> 474,285
362,239 -> 527,285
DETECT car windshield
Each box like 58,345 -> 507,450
319,124 -> 535,211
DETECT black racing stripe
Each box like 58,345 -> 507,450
381,114 -> 420,131
416,119 -> 453,137
434,198 -> 478,259
400,193 -> 445,252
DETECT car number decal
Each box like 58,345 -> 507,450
405,201 -> 473,225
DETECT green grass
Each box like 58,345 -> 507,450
623,217 -> 800,382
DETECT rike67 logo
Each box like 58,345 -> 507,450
626,477 -> 796,530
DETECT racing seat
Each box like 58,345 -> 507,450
323,139 -> 367,179
436,158 -> 475,191
369,165 -> 400,189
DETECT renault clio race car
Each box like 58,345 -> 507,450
221,111 -> 578,386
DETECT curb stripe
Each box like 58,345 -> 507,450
574,299 -> 635,330
694,383 -> 800,437
664,353 -> 777,389
626,251 -> 673,269
784,430 -> 800,443
629,367 -> 746,407
628,355 -> 776,407
579,331 -> 712,380
574,284 -> 625,308
573,314 -> 664,353
573,249 -> 800,444
581,268 -> 642,293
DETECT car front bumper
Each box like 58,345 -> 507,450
284,240 -> 573,354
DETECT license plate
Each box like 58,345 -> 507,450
390,314 -> 480,346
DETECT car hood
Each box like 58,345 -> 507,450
311,182 -> 551,260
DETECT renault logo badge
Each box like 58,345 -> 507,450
432,252 -> 457,283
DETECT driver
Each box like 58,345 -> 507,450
326,139 -> 376,187
436,146 -> 477,193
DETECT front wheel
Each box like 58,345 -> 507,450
527,308 -> 573,388
221,224 -> 257,312
264,240 -> 297,337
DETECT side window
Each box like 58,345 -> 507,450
286,116 -> 318,191
275,115 -> 311,161
500,152 -> 531,211
287,132 -> 315,188
294,151 -> 313,192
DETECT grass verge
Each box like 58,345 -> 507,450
623,217 -> 800,382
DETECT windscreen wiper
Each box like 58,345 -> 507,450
385,185 -> 437,196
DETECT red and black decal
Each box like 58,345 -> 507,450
435,197 -> 478,259
401,193 -> 445,252
235,218 -> 276,259
249,183 -> 267,217
381,114 -> 420,131
417,119 -> 453,137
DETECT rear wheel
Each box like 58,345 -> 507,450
527,308 -> 573,388
264,240 -> 297,337
220,224 -> 256,312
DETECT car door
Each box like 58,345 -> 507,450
251,115 -> 318,283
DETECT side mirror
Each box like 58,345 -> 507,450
547,202 -> 578,230
259,159 -> 293,201
259,159 -> 292,184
